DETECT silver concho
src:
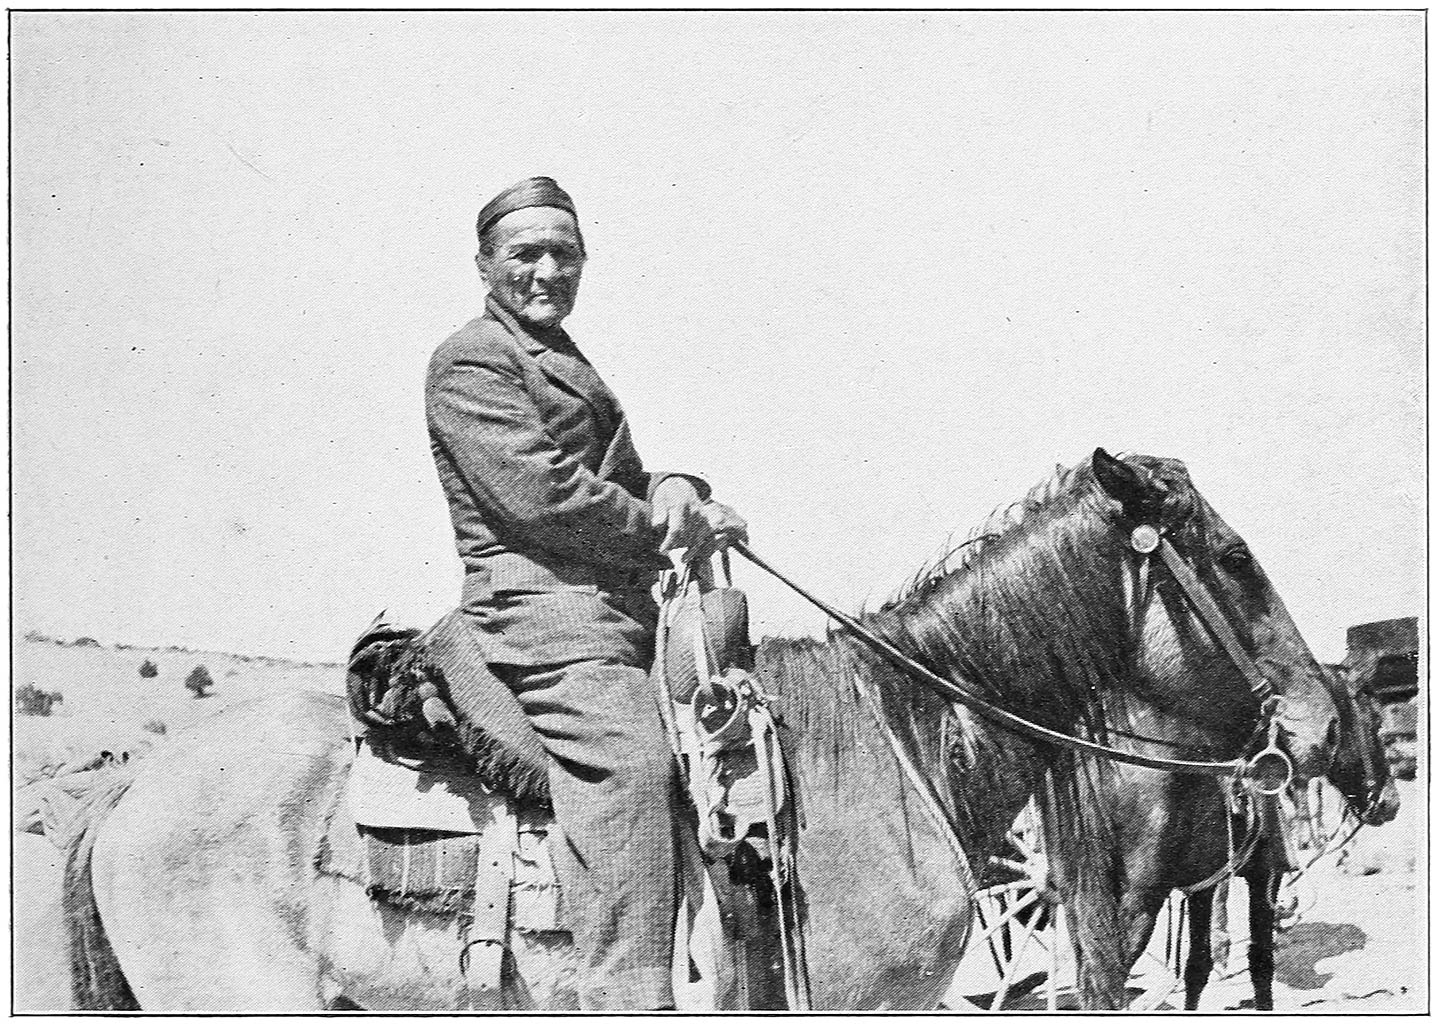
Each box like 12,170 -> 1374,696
1130,524 -> 1161,554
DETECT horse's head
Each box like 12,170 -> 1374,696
1323,666 -> 1400,825
1091,448 -> 1340,781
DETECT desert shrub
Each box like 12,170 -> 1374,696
15,684 -> 63,717
184,665 -> 214,699
142,719 -> 168,735
138,658 -> 159,678
72,637 -> 102,648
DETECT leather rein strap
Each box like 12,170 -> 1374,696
732,539 -> 1264,777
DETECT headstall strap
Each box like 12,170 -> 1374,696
1127,525 -> 1156,643
1153,536 -> 1275,707
1143,528 -> 1294,787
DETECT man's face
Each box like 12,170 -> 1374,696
477,207 -> 585,331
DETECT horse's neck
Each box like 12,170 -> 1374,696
772,644 -> 1049,879
942,704 -> 1051,873
757,623 -> 1065,1005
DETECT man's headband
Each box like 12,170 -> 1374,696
476,176 -> 577,243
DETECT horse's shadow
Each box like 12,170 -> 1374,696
986,920 -> 1373,1011
1252,920 -> 1369,998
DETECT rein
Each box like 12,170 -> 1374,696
732,534 -> 1276,779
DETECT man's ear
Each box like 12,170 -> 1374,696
474,252 -> 490,278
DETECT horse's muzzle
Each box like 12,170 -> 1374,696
1363,778 -> 1402,827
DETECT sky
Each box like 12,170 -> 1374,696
11,11 -> 1425,664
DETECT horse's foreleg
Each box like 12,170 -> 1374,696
1182,888 -> 1214,1010
1073,888 -> 1163,1010
1120,890 -> 1168,1004
1244,866 -> 1279,1011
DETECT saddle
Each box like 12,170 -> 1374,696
341,564 -> 808,1008
317,745 -> 561,1008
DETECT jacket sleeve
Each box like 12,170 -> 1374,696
428,346 -> 670,571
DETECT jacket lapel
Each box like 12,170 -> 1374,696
484,297 -> 618,436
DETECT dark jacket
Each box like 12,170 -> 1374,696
426,297 -> 705,665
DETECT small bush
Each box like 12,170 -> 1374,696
72,637 -> 102,648
184,665 -> 214,699
142,719 -> 168,736
15,683 -> 63,716
138,659 -> 159,679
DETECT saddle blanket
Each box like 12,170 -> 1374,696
330,739 -> 562,932
357,826 -> 484,917
348,737 -> 505,834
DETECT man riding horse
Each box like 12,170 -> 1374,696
425,176 -> 747,1010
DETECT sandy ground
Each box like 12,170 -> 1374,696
1190,778 -> 1425,1013
10,636 -> 1426,1012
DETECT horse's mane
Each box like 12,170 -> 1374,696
873,458 -> 1127,728
759,454 -> 1157,969
761,457 -> 1132,767
895,460 -> 1086,602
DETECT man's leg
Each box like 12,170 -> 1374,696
495,659 -> 677,1011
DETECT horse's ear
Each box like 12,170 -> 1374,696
1092,448 -> 1166,517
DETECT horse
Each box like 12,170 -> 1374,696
1044,611 -> 1397,1008
1176,665 -> 1399,1010
52,448 -> 1340,1011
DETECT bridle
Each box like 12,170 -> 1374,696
1122,523 -> 1290,791
1333,677 -> 1389,823
727,516 -> 1314,918
732,519 -> 1292,783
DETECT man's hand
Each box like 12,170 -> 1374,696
651,477 -> 749,558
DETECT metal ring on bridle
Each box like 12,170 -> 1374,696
1245,743 -> 1295,798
